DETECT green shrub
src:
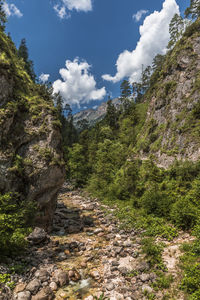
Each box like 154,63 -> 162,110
0,193 -> 35,258
141,237 -> 164,268
170,197 -> 198,230
141,186 -> 172,218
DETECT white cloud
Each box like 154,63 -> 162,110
102,0 -> 179,83
3,2 -> 23,18
53,58 -> 106,107
62,0 -> 92,12
132,10 -> 148,22
39,73 -> 50,83
54,0 -> 92,18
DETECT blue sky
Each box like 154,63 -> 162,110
4,0 -> 189,112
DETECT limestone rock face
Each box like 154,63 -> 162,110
0,33 -> 65,231
137,24 -> 200,168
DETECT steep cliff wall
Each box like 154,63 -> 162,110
135,20 -> 200,168
0,31 -> 65,230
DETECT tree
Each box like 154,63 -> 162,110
0,0 -> 6,30
18,38 -> 36,81
120,80 -> 132,100
141,65 -> 152,92
132,82 -> 143,103
185,0 -> 200,19
120,80 -> 134,111
167,14 -> 185,49
105,96 -> 118,130
152,54 -> 165,71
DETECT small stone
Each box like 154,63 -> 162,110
64,249 -> 70,256
52,269 -> 69,287
106,282 -> 115,291
90,270 -> 100,280
17,291 -> 31,300
49,282 -> 58,291
80,262 -> 87,268
140,274 -> 150,282
35,269 -> 49,282
31,287 -> 54,300
14,283 -> 26,293
26,279 -> 41,294
58,252 -> 67,260
94,228 -> 103,234
141,285 -> 153,294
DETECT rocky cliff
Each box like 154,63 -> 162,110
0,31 -> 65,231
135,20 -> 200,168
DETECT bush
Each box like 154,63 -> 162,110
0,193 -> 35,258
170,197 -> 198,230
141,237 -> 164,267
141,186 -> 172,218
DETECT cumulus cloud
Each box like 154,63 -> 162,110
39,73 -> 50,83
132,10 -> 148,22
53,58 -> 106,107
102,0 -> 179,83
54,0 -> 92,18
54,5 -> 68,19
3,2 -> 23,18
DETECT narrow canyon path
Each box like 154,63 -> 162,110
8,183 -> 191,300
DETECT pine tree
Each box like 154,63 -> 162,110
0,0 -> 6,30
120,80 -> 132,100
167,14 -> 185,50
185,0 -> 200,19
18,38 -> 36,82
105,96 -> 118,130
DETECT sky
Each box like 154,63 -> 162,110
4,0 -> 190,112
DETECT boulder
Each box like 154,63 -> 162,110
27,228 -> 48,245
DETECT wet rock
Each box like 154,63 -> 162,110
17,291 -> 31,300
26,279 -> 41,294
27,228 -> 49,245
31,287 -> 54,300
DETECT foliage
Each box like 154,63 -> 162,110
0,193 -> 35,258
141,237 -> 164,268
185,0 -> 200,19
93,293 -> 110,300
0,0 -> 6,30
167,14 -> 185,50
18,38 -> 36,82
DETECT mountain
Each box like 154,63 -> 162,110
73,98 -> 120,128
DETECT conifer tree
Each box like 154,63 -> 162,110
167,14 -> 185,50
105,96 -> 118,130
0,0 -> 6,30
185,0 -> 200,19
18,38 -> 36,82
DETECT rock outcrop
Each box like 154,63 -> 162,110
136,20 -> 200,168
0,31 -> 65,231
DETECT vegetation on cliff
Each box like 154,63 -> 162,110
0,18 -> 64,257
